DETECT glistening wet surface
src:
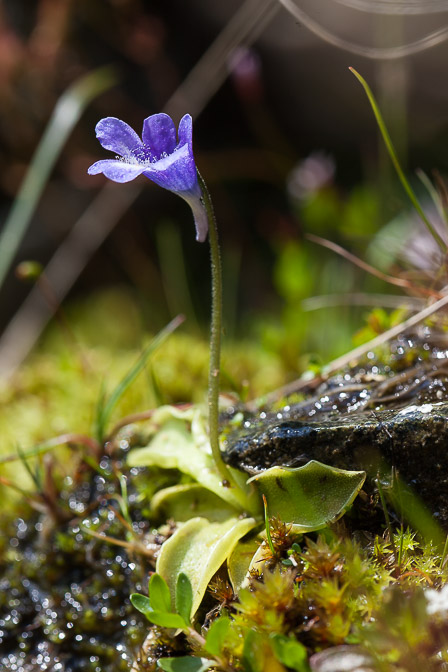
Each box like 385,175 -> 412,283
0,444 -> 161,672
223,330 -> 448,523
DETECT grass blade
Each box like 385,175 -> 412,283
97,314 -> 185,440
0,65 -> 118,289
349,67 -> 447,253
263,494 -> 276,558
0,433 -> 100,465
416,168 -> 448,226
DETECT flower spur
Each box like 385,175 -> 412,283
88,113 -> 208,242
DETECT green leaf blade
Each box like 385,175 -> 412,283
349,66 -> 446,253
205,616 -> 230,656
130,593 -> 152,618
144,612 -> 187,629
176,572 -> 193,625
149,573 -> 172,613
130,592 -> 186,629
151,483 -> 241,523
270,634 -> 310,672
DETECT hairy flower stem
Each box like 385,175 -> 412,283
197,172 -> 241,492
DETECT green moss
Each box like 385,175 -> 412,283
3,290 -> 448,670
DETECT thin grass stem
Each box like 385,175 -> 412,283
0,433 -> 101,465
349,67 -> 447,253
96,314 -> 185,441
440,535 -> 448,569
0,67 -> 117,290
416,168 -> 448,226
263,495 -> 276,558
376,477 -> 397,561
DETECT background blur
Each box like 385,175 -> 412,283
0,0 -> 448,380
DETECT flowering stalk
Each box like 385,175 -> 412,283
197,172 -> 241,490
87,112 -> 246,496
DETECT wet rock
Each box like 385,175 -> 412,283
223,332 -> 448,523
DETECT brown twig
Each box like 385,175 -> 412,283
0,433 -> 101,465
81,526 -> 156,559
306,233 -> 440,299
257,292 -> 448,407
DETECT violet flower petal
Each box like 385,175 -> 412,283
88,159 -> 146,183
142,133 -> 206,241
95,118 -> 143,156
88,113 -> 208,241
142,144 -> 199,195
176,114 -> 193,150
142,113 -> 177,158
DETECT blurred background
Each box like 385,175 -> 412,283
0,0 -> 448,389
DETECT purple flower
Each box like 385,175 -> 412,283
88,113 -> 208,242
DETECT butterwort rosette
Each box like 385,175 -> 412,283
88,113 -> 208,242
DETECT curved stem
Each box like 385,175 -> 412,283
349,67 -> 447,254
197,172 -> 242,491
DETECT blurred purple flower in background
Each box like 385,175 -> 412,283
227,46 -> 263,103
287,151 -> 335,201
88,113 -> 208,242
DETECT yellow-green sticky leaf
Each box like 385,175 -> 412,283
248,461 -> 366,532
156,516 -> 257,618
151,483 -> 241,523
242,541 -> 272,589
128,410 -> 254,512
227,536 -> 260,593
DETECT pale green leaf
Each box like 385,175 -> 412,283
157,657 -> 215,672
243,630 -> 264,672
156,516 -> 258,617
243,630 -> 286,672
128,417 -> 195,470
151,483 -> 241,523
227,536 -> 260,593
248,461 -> 366,531
244,541 -> 273,587
128,410 -> 255,512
